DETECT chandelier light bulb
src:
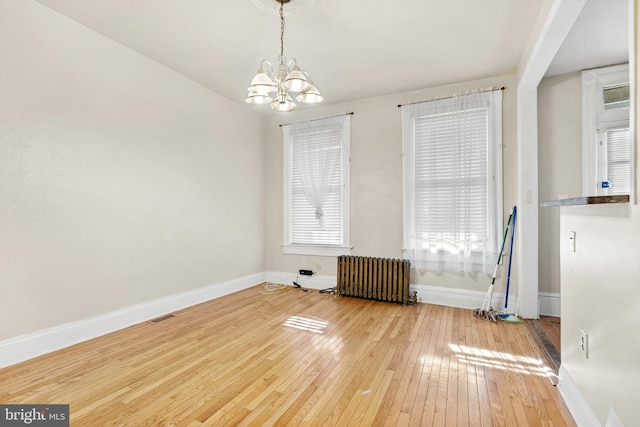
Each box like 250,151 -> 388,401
248,66 -> 277,93
283,61 -> 311,93
296,81 -> 323,103
245,88 -> 273,104
272,93 -> 297,112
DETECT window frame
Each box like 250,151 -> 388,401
282,115 -> 351,257
402,91 -> 503,273
582,64 -> 631,196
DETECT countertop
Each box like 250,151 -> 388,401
539,195 -> 630,207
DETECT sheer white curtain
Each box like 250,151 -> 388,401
402,90 -> 502,273
287,120 -> 340,227
283,115 -> 350,252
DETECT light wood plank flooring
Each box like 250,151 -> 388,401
0,285 -> 575,426
528,316 -> 561,371
536,317 -> 561,352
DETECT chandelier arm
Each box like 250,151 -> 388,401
260,59 -> 274,75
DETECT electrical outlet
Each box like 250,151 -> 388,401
580,330 -> 588,359
569,231 -> 576,252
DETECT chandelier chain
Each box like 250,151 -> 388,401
279,1 -> 286,63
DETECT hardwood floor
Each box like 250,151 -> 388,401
528,316 -> 561,371
536,317 -> 561,353
0,285 -> 575,426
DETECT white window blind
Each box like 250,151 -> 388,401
582,65 -> 631,196
605,127 -> 631,194
402,90 -> 502,273
283,114 -> 351,256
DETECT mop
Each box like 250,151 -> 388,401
473,207 -> 514,322
499,206 -> 521,323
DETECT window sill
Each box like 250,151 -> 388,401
283,244 -> 352,257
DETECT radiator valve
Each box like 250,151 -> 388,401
407,291 -> 418,305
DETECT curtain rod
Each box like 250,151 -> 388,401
397,86 -> 505,108
279,112 -> 354,127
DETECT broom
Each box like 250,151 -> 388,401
473,207 -> 514,322
499,206 -> 521,323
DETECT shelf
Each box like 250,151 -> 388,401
539,195 -> 629,208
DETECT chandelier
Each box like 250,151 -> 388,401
245,0 -> 322,112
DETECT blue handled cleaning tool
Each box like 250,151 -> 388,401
500,206 -> 521,323
474,207 -> 514,322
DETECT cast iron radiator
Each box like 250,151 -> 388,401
336,255 -> 416,305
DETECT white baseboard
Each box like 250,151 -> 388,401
265,271 -> 336,290
267,273 -> 522,312
539,292 -> 561,317
557,365 -> 601,427
411,284 -> 518,312
0,273 -> 265,369
414,286 -> 560,318
266,273 -> 523,313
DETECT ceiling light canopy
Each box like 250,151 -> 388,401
245,0 -> 322,112
250,0 -> 318,16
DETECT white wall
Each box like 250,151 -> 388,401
0,0 -> 265,341
557,4 -> 640,425
538,72 -> 583,295
265,74 -> 519,299
560,204 -> 640,425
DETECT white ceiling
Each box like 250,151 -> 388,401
546,0 -> 628,77
32,0 -> 629,113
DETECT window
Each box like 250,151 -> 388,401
402,90 -> 502,273
283,114 -> 351,256
582,64 -> 631,196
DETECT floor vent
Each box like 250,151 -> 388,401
148,314 -> 176,324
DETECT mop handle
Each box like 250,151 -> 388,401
504,206 -> 517,310
480,209 -> 513,311
494,208 -> 513,277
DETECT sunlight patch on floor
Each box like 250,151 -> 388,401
448,344 -> 555,378
283,315 -> 329,334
